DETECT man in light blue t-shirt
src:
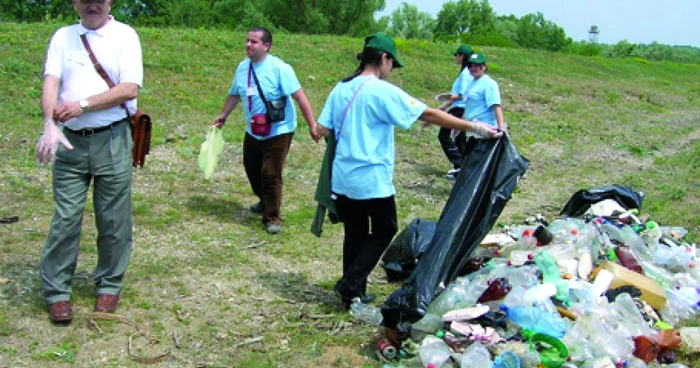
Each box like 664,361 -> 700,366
212,27 -> 319,234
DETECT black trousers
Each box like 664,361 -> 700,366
438,107 -> 465,169
334,194 -> 398,299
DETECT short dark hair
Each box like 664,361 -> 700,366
248,27 -> 273,46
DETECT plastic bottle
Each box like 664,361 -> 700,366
349,298 -> 383,325
534,250 -> 570,304
613,293 -> 655,337
577,247 -> 594,280
523,282 -> 559,315
419,336 -> 452,368
411,313 -> 443,341
477,277 -> 512,303
459,340 -> 492,368
509,250 -> 534,266
590,269 -> 614,298
614,244 -> 645,274
641,221 -> 662,248
499,304 -> 568,338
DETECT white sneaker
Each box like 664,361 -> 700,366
445,168 -> 460,179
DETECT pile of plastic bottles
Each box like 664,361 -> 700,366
368,209 -> 699,368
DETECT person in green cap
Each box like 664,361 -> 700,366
459,51 -> 506,158
313,33 -> 501,309
438,44 -> 474,179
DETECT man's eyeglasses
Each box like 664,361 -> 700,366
80,0 -> 108,4
467,63 -> 484,68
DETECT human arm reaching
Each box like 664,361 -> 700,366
212,94 -> 241,128
419,107 -> 502,138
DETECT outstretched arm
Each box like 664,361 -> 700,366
212,94 -> 241,128
419,107 -> 501,138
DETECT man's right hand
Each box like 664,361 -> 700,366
212,115 -> 227,128
36,119 -> 74,164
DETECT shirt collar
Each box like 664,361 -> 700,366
77,15 -> 115,37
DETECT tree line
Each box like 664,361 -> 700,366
2,0 -> 698,64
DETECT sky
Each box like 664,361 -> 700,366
379,0 -> 700,47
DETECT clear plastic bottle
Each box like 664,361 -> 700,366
349,298 -> 383,325
523,282 -> 559,315
419,335 -> 452,368
459,340 -> 492,368
641,221 -> 662,249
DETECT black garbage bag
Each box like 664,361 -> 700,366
559,185 -> 645,217
381,218 -> 437,283
381,134 -> 529,331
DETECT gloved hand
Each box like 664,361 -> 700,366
36,118 -> 74,164
470,122 -> 503,139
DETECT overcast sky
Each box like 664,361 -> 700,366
379,0 -> 699,46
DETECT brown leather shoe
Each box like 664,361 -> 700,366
49,301 -> 72,322
94,294 -> 119,313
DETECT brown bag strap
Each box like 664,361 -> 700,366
79,33 -> 129,116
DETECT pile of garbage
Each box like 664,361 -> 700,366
350,197 -> 699,368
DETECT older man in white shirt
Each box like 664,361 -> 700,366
36,0 -> 142,322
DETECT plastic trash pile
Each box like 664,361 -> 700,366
351,201 -> 699,368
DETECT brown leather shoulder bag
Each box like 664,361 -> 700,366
80,34 -> 151,168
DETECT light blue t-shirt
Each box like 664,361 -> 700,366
229,55 -> 301,140
463,74 -> 501,126
317,76 -> 427,200
450,68 -> 473,109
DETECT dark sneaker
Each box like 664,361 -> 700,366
249,201 -> 262,214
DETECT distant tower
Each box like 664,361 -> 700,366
588,25 -> 599,43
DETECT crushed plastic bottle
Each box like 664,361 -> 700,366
523,282 -> 559,315
459,340 -> 492,368
349,298 -> 382,325
419,335 -> 452,368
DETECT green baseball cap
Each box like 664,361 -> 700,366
452,44 -> 473,56
364,32 -> 404,68
468,52 -> 488,64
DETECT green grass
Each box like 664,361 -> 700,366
0,21 -> 699,367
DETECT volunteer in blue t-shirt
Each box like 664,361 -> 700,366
315,33 -> 501,308
458,51 -> 506,158
438,44 -> 474,179
212,27 -> 319,234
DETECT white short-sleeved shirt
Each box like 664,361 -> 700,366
464,74 -> 501,126
229,55 -> 301,140
450,68 -> 473,109
44,17 -> 143,130
317,75 -> 427,200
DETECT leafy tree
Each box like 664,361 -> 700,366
513,12 -> 571,52
262,0 -> 385,36
433,0 -> 496,42
569,41 -> 603,57
385,2 -> 435,40
0,0 -> 73,22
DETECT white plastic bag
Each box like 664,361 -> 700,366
198,127 -> 224,180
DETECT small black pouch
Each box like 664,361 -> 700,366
265,98 -> 287,122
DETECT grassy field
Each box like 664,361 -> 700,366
1,22 -> 699,367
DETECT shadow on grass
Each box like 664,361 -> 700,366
257,271 -> 342,312
185,194 -> 259,226
0,260 -> 100,313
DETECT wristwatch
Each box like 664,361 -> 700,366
79,99 -> 89,113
